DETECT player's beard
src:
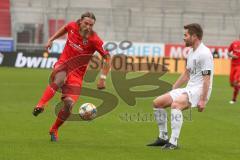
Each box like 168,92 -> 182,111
184,39 -> 193,47
80,29 -> 88,38
185,41 -> 191,47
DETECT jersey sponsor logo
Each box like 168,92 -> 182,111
15,52 -> 58,68
68,40 -> 84,51
233,49 -> 240,53
0,52 -> 4,65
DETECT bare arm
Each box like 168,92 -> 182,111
45,25 -> 68,50
200,75 -> 210,101
227,52 -> 239,59
97,54 -> 111,89
101,54 -> 111,76
198,75 -> 210,112
172,69 -> 190,89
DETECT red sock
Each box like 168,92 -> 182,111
37,83 -> 59,107
51,108 -> 71,130
232,86 -> 239,101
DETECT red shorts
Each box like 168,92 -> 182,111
230,65 -> 240,86
51,61 -> 86,102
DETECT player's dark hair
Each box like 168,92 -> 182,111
184,23 -> 203,40
76,12 -> 96,24
81,11 -> 96,21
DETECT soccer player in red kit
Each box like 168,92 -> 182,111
228,35 -> 240,104
32,12 -> 111,141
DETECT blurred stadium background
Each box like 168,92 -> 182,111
1,0 -> 240,50
1,0 -> 240,74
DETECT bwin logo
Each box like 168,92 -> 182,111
15,52 -> 58,68
0,53 -> 4,65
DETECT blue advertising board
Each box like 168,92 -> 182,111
0,37 -> 14,52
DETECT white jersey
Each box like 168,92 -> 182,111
186,43 -> 214,89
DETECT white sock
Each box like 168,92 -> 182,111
169,109 -> 183,146
154,108 -> 168,140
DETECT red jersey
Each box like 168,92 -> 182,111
228,40 -> 240,65
56,21 -> 109,74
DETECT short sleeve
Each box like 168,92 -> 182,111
94,35 -> 109,57
228,43 -> 233,52
64,21 -> 76,32
200,52 -> 213,71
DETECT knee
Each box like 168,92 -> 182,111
63,97 -> 74,112
54,78 -> 65,87
153,99 -> 164,109
53,72 -> 66,87
152,100 -> 159,108
171,101 -> 188,110
171,101 -> 181,109
153,99 -> 158,108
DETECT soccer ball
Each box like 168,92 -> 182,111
79,103 -> 97,120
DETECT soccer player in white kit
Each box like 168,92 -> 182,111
147,23 -> 214,149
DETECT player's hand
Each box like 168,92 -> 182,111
45,40 -> 53,50
97,78 -> 106,89
197,99 -> 206,112
172,84 -> 178,90
232,55 -> 239,59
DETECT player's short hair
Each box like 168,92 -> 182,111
81,11 -> 96,21
184,23 -> 203,40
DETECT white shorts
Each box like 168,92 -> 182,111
169,87 -> 212,107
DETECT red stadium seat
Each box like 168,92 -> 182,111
48,19 -> 66,39
0,0 -> 11,37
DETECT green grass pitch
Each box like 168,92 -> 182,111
0,67 -> 240,160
